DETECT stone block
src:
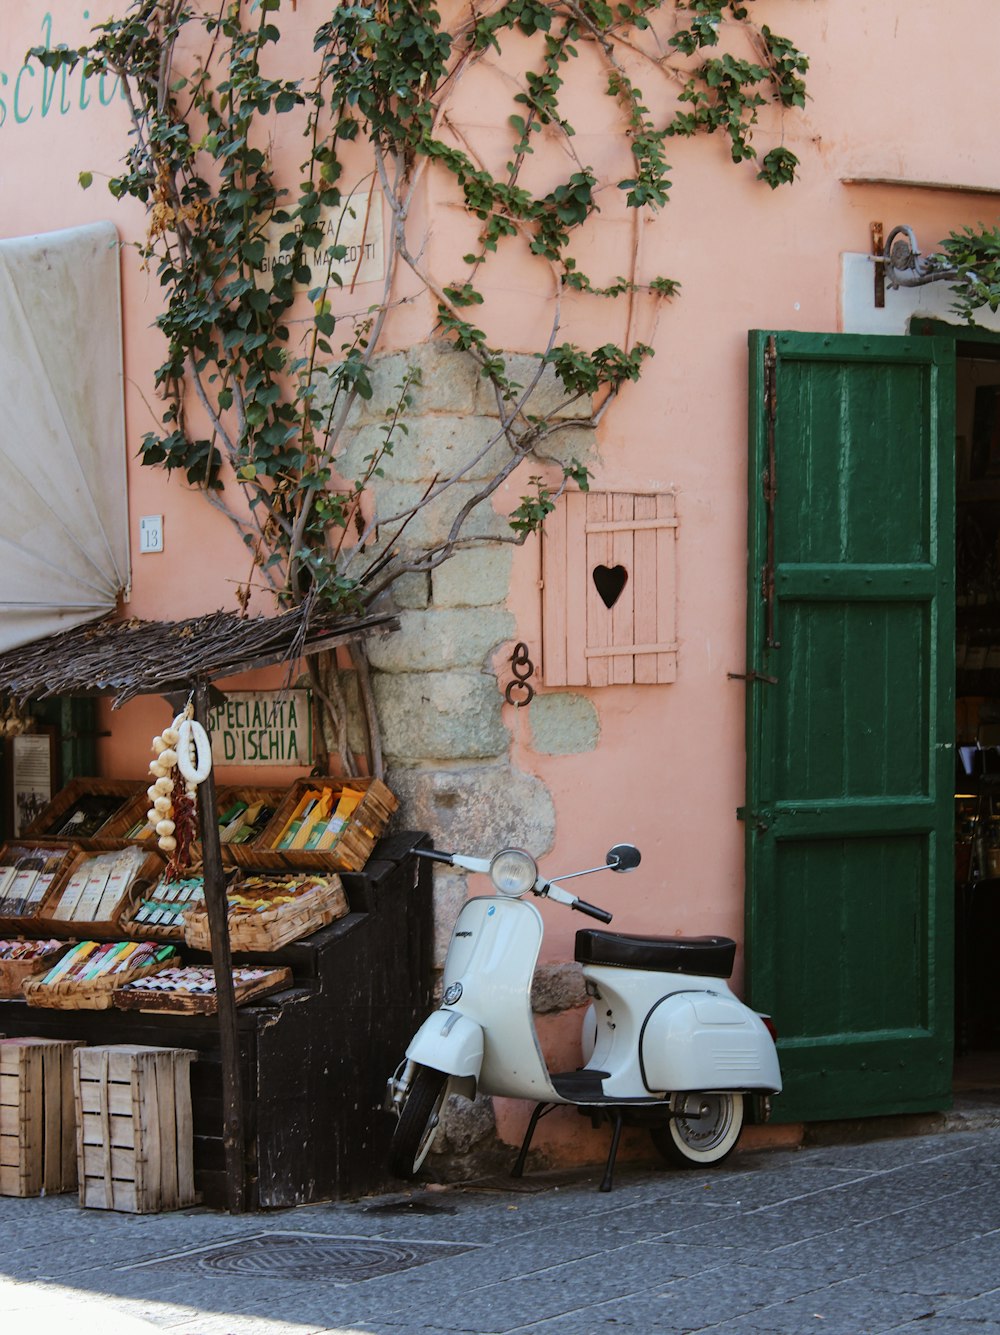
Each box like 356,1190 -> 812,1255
531,962 -> 587,1014
387,763 -> 556,853
432,546 -> 513,608
373,672 -> 509,762
371,480 -> 512,549
529,692 -> 600,754
388,571 -> 431,610
337,416 -> 509,485
475,353 -> 594,422
431,867 -> 468,968
317,342 -> 480,429
365,607 -> 515,673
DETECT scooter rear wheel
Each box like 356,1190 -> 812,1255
388,1065 -> 448,1179
650,1091 -> 744,1169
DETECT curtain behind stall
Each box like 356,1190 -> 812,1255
0,222 -> 130,653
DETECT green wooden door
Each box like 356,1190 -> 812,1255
745,331 -> 955,1122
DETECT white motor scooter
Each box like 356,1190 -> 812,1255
386,842 -> 781,1190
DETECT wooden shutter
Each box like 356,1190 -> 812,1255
541,491 -> 677,687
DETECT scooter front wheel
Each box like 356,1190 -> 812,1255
388,1064 -> 448,1179
651,1091 -> 744,1169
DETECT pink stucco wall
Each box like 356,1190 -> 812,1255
4,1 -> 996,1158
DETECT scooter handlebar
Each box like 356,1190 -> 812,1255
412,846 -> 455,865
571,898 -> 613,924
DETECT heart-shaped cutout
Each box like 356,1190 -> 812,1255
593,564 -> 628,609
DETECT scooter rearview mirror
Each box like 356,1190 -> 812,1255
606,843 -> 641,872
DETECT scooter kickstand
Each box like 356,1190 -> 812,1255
511,1102 -> 552,1179
599,1112 -> 625,1193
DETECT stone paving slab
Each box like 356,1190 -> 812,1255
2,1127 -> 1000,1333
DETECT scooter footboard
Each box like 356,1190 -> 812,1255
640,991 -> 781,1094
406,1009 -> 485,1080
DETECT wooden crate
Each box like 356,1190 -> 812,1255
182,871 -> 348,952
0,1037 -> 84,1196
20,779 -> 148,848
238,777 -> 397,872
74,1044 -> 197,1213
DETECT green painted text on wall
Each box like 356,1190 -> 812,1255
1,12 -> 125,128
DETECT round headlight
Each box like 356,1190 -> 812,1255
489,848 -> 537,896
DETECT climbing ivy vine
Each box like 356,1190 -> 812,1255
31,0 -> 810,766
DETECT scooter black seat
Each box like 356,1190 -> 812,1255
575,929 -> 736,978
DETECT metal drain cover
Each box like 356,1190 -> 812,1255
126,1232 -> 475,1284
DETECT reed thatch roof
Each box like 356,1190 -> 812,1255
0,606 -> 397,706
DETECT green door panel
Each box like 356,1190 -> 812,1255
746,331 -> 955,1123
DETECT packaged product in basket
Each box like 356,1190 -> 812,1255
0,938 -> 64,962
231,871 -> 337,913
50,846 -> 157,924
219,800 -> 276,845
38,939 -> 176,986
131,875 -> 206,929
113,963 -> 293,1012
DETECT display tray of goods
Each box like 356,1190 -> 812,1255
118,869 -> 219,943
32,845 -> 165,940
20,778 -> 149,849
230,777 -> 397,872
182,870 -> 348,952
22,940 -> 178,1009
0,939 -> 71,998
113,964 -> 294,1015
0,842 -> 78,933
127,787 -> 286,850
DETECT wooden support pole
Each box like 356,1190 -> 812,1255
193,680 -> 246,1214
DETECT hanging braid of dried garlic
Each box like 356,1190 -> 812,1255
146,701 -> 212,875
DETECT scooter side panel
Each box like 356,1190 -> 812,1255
640,991 -> 782,1093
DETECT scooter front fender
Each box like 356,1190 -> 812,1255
406,1009 -> 485,1081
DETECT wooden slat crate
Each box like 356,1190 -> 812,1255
0,1037 -> 84,1196
74,1044 -> 197,1213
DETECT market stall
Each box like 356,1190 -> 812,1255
0,607 -> 433,1211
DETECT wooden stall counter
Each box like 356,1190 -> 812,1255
0,832 -> 432,1210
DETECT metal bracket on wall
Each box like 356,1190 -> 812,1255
871,221 -> 885,308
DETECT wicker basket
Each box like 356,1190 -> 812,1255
20,779 -> 148,849
23,943 -> 178,1010
182,870 -> 348,952
118,866 -> 237,944
231,777 -> 397,873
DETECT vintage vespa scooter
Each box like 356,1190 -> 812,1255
386,842 -> 781,1190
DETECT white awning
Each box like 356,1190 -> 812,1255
0,222 -> 130,654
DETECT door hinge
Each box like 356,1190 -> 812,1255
728,670 -> 778,686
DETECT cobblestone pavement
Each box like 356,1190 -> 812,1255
2,1125 -> 1000,1334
